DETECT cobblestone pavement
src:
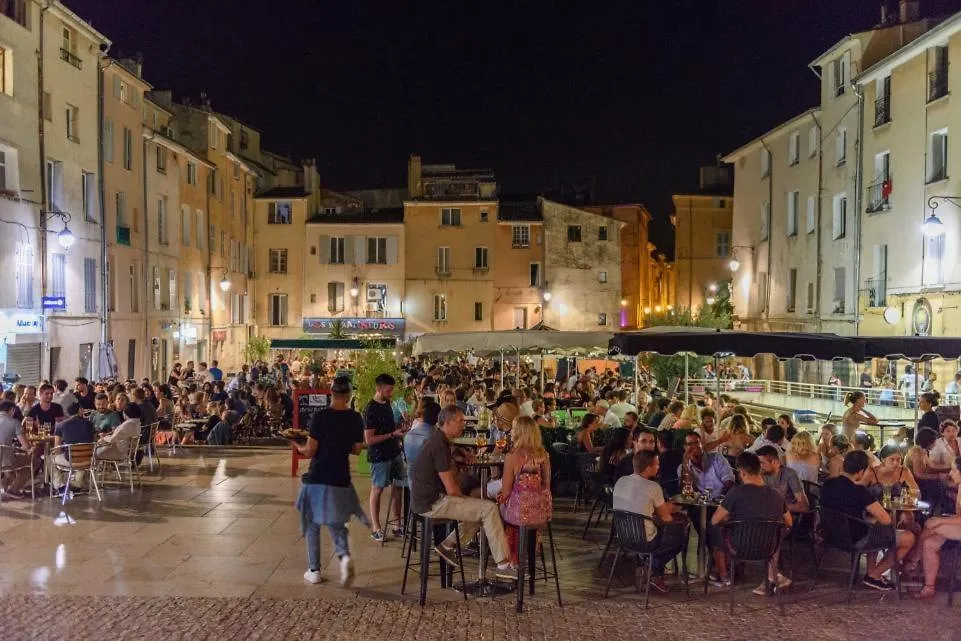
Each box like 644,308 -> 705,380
0,448 -> 956,640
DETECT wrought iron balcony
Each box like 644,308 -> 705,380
928,68 -> 949,102
874,94 -> 890,127
864,277 -> 887,308
60,48 -> 82,69
865,178 -> 891,213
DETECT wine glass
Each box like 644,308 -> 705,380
495,436 -> 507,450
475,433 -> 488,448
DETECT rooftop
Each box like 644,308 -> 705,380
498,197 -> 543,222
306,208 -> 404,225
256,186 -> 310,199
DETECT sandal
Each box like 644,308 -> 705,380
916,585 -> 937,599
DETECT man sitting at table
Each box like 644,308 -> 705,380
709,451 -> 793,592
613,450 -> 687,593
0,401 -> 34,497
757,445 -> 809,514
821,450 -> 915,591
96,403 -> 142,461
679,432 -> 734,500
52,403 -> 96,489
410,404 -> 516,578
89,393 -> 122,434
26,383 -> 64,430
595,400 -> 622,429
748,421 -> 789,458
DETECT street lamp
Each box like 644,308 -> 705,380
708,283 -> 718,293
57,225 -> 75,249
543,291 -> 552,302
706,297 -> 716,305
922,212 -> 945,237
219,272 -> 231,292
728,259 -> 740,272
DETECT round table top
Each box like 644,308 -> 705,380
885,499 -> 928,512
670,494 -> 721,508
463,456 -> 506,468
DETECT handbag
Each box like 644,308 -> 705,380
501,455 -> 553,526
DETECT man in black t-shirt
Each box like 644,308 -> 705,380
709,451 -> 792,591
26,383 -> 64,430
821,450 -> 914,591
52,402 -> 96,490
363,373 -> 405,542
73,377 -> 96,411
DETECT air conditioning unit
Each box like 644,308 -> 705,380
366,287 -> 381,302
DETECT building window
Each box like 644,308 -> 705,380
567,225 -> 582,242
924,235 -> 946,287
806,282 -> 814,313
760,201 -> 770,241
122,127 -> 133,170
835,128 -> 846,166
833,267 -> 846,313
83,258 -> 97,313
16,243 -> 33,308
46,160 -> 63,211
82,172 -> 95,222
512,225 -> 530,248
786,268 -> 797,312
66,105 -> 79,142
479,210 -> 489,222
367,237 -> 387,264
0,147 -> 15,192
330,236 -> 345,264
209,225 -> 216,253
598,313 -> 607,326
760,148 -> 771,178
715,231 -> 731,257
157,197 -> 168,245
437,247 -> 451,275
832,194 -> 847,240
598,271 -> 608,283
269,249 -> 288,274
115,191 -> 127,229
787,190 -> 799,236
327,282 -> 345,313
268,201 -> 292,224
598,225 -> 609,241
196,210 -> 205,249
268,294 -> 288,326
103,119 -> 114,163
529,263 -> 541,287
872,244 -> 888,306
156,146 -> 167,173
875,75 -> 892,127
0,46 -> 9,96
808,126 -> 819,158
310,293 -> 317,304
474,302 -> 483,321
928,129 -> 948,183
832,51 -> 850,97
928,45 -> 949,102
441,207 -> 461,226
129,264 -> 139,313
187,161 -> 197,185
788,131 -> 799,165
433,294 -> 447,321
474,246 -> 488,270
181,205 -> 190,245
806,196 -> 816,234
51,253 -> 66,298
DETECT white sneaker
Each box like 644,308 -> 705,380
340,555 -> 355,587
303,569 -> 323,584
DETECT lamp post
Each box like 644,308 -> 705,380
219,271 -> 231,293
924,196 -> 954,237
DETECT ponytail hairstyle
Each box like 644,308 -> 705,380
844,390 -> 865,406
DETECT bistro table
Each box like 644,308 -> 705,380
458,452 -> 510,596
670,493 -> 721,578
883,496 -> 928,596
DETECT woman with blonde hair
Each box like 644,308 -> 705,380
786,431 -> 821,484
673,404 -> 699,430
497,416 -> 553,566
723,413 -> 755,456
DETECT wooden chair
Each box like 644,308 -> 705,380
49,442 -> 101,505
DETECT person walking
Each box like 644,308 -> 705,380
293,376 -> 369,586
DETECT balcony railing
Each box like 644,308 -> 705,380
928,68 -> 949,102
874,94 -> 890,127
865,177 -> 891,213
60,48 -> 82,69
116,226 -> 131,246
435,265 -> 451,276
864,277 -> 887,308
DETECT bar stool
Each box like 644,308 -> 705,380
513,521 -> 562,612
401,514 -> 468,606
382,478 -> 409,547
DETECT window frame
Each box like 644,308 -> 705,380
511,225 -> 530,248
440,207 -> 462,226
474,246 -> 489,270
433,294 -> 448,321
268,293 -> 288,326
269,248 -> 289,274
567,225 -> 582,242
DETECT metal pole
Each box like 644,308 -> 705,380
634,354 -> 640,406
500,350 -> 504,390
714,354 -> 721,408
539,350 -> 545,394
684,353 -> 690,404
913,360 -> 919,444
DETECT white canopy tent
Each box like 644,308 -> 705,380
411,329 -> 615,389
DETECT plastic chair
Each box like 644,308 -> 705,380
582,483 -> 613,539
704,519 -> 786,614
811,507 -> 899,603
572,453 -> 598,513
49,442 -> 102,505
401,514 -> 468,606
603,509 -> 690,607
0,445 -> 35,501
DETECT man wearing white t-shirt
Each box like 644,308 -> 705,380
899,365 -> 917,408
595,400 -> 622,428
612,450 -> 686,593
609,390 -> 638,423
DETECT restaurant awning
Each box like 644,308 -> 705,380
269,338 -> 396,350
857,336 -> 961,361
609,328 -> 866,361
412,330 -> 614,356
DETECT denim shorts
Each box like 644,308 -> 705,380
371,455 -> 405,489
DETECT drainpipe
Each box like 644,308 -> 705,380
37,2 -> 50,376
206,175 -> 213,358
760,139 -> 774,321
142,132 -> 154,378
812,112 -> 825,334
852,82 -> 866,337
97,55 -> 113,374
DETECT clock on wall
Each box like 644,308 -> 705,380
911,298 -> 932,336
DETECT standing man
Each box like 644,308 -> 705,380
52,380 -> 78,413
364,373 -> 405,542
208,360 -> 224,382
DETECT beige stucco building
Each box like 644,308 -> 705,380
671,187 -> 734,314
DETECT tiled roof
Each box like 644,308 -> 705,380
256,186 -> 309,199
497,199 -> 542,222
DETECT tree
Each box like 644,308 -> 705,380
641,283 -> 734,389
243,335 -> 271,365
352,341 -> 404,411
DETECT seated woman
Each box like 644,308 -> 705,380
909,455 -> 961,599
531,399 -> 556,429
720,414 -> 754,457
574,413 -> 603,455
868,444 -> 921,531
182,402 -> 222,444
826,434 -> 852,478
673,404 -> 699,431
786,431 -> 821,485
598,427 -> 632,486
853,431 -> 881,468
817,423 -> 837,469
206,410 -> 239,446
906,428 -> 951,512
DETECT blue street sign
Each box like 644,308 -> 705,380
42,296 -> 66,311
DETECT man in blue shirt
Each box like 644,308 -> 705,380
404,401 -> 441,484
678,432 -> 734,500
208,360 -> 223,382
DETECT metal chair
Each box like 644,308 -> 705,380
0,445 -> 35,501
513,521 -> 562,613
140,421 -> 162,472
604,509 -> 690,607
49,442 -> 102,505
401,514 -> 468,606
98,434 -> 141,491
945,539 -> 960,607
572,453 -> 598,513
582,483 -> 613,539
382,477 -> 409,547
704,519 -> 786,614
811,507 -> 899,603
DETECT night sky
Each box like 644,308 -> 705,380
70,0 -> 961,250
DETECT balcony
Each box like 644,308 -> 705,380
865,177 -> 892,213
865,277 -> 887,308
874,94 -> 890,127
60,48 -> 82,70
928,68 -> 949,102
435,265 -> 451,277
116,226 -> 131,246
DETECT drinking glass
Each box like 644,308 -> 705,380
495,437 -> 507,450
475,434 -> 488,448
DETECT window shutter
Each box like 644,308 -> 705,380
355,236 -> 366,265
113,76 -> 121,99
343,235 -> 355,264
386,236 -> 398,264
318,235 -> 330,263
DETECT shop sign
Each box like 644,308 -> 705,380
302,317 -> 405,335
212,329 -> 228,342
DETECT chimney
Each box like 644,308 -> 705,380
900,0 -> 920,23
407,154 -> 423,199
